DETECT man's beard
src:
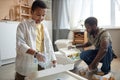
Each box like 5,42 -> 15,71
90,29 -> 96,35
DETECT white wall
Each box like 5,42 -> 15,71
107,28 -> 120,57
42,20 -> 52,41
0,21 -> 19,66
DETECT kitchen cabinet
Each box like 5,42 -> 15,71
0,21 -> 19,66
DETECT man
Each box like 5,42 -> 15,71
74,17 -> 116,76
15,0 -> 56,80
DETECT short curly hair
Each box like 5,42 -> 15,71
31,0 -> 47,12
84,17 -> 98,26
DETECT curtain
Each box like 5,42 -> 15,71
69,0 -> 91,30
115,0 -> 120,11
52,0 -> 91,50
52,0 -> 70,50
52,0 -> 70,30
52,0 -> 91,30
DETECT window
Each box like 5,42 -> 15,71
115,0 -> 120,26
55,0 -> 120,29
93,0 -> 111,27
69,0 -> 120,29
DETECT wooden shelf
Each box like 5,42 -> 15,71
20,5 -> 31,8
21,13 -> 31,16
15,0 -> 31,21
72,31 -> 87,45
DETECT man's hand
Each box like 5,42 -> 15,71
68,45 -> 76,50
88,62 -> 98,72
88,64 -> 96,71
36,52 -> 45,62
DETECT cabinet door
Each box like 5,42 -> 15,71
0,22 -> 19,60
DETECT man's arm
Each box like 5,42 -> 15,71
76,42 -> 92,48
88,37 -> 109,70
68,42 -> 91,49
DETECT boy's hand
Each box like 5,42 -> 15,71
52,60 -> 57,67
36,52 -> 45,62
68,46 -> 76,50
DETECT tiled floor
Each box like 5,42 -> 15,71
0,58 -> 120,80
